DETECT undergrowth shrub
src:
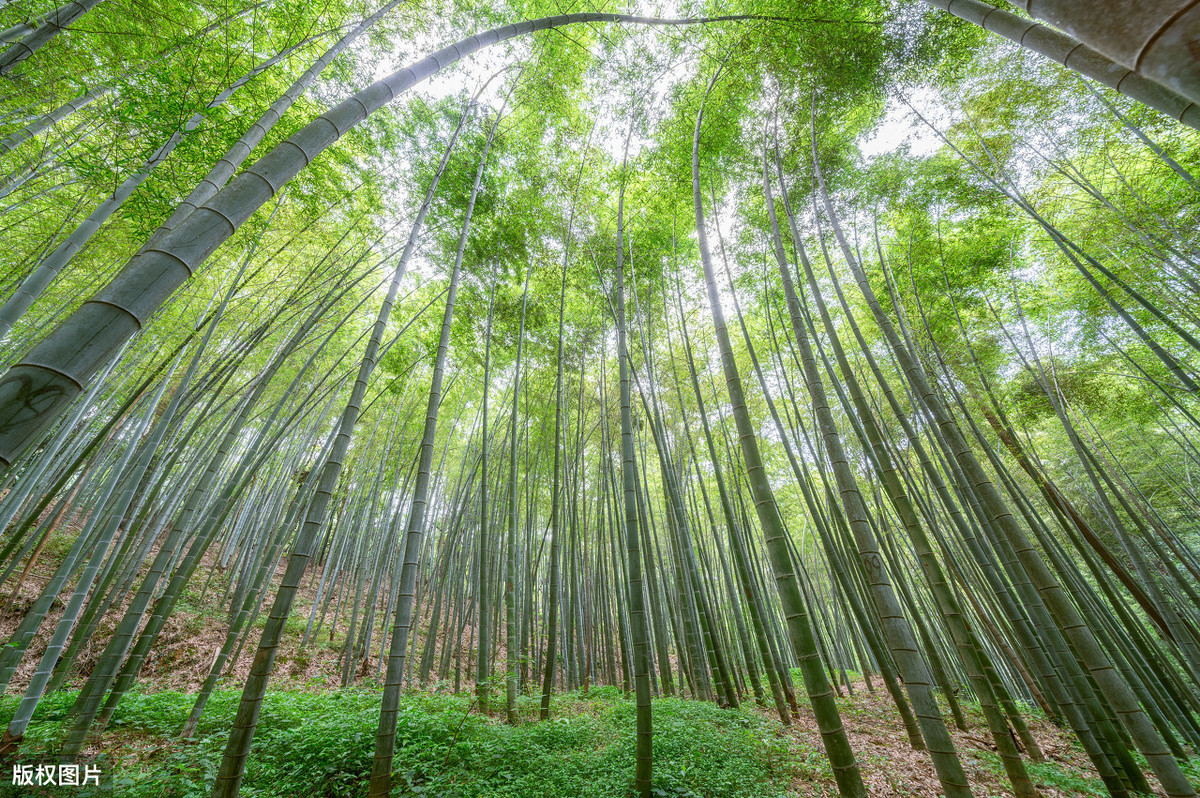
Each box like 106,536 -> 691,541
1,688 -> 797,797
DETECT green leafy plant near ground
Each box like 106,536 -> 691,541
975,750 -> 1108,797
0,688 -> 798,798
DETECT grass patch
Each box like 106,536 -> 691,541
1,687 -> 798,797
975,749 -> 1108,797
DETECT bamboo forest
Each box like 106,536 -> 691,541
1,0 -> 1200,796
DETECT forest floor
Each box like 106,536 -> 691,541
2,528 -> 1193,796
0,677 -> 1148,798
771,680 -> 1136,797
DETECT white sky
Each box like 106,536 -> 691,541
858,89 -> 943,160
